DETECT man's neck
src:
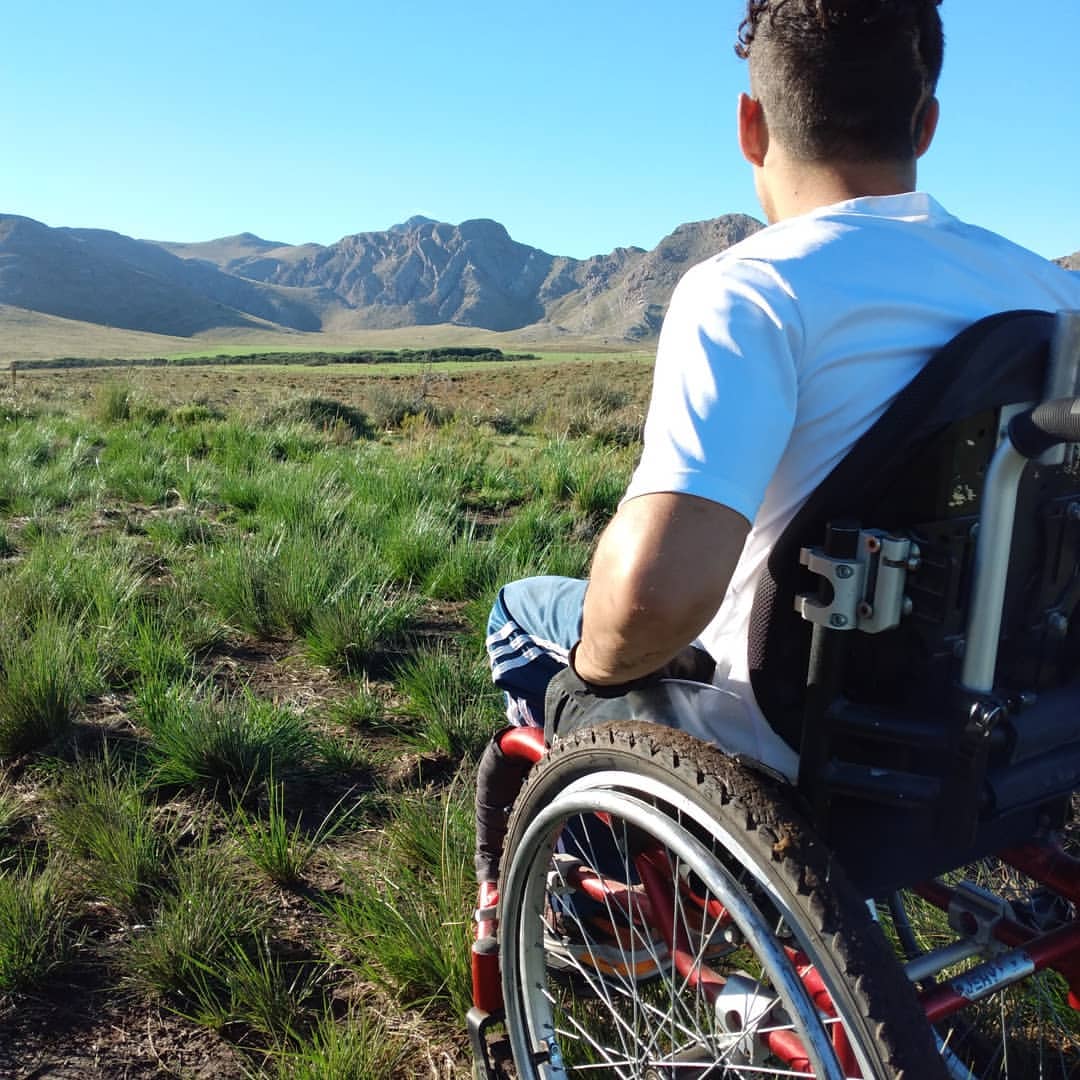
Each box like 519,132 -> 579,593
760,155 -> 918,224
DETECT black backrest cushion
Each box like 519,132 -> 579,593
749,310 -> 1055,749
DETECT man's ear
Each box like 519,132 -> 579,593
914,96 -> 940,158
738,92 -> 768,167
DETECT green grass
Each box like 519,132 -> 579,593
186,937 -> 320,1041
47,750 -> 173,915
0,360 -> 657,1071
326,783 -> 475,1019
302,582 -> 419,674
0,862 -> 73,995
93,380 -> 134,422
138,684 -> 314,797
0,615 -> 89,758
395,646 -> 500,760
232,778 -> 354,887
0,782 -> 24,845
124,844 -> 269,1010
327,684 -> 388,731
270,1003 -> 411,1078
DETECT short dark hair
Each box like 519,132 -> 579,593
735,1 -> 944,163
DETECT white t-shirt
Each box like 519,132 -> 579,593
624,192 -> 1080,778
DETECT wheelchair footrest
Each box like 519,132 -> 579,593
825,761 -> 941,806
467,1006 -> 512,1080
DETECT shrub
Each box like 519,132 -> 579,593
270,397 -> 373,440
172,402 -> 225,425
365,382 -> 449,430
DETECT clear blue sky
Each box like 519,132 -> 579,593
4,1 -> 1078,260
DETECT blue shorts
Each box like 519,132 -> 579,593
485,576 -> 587,727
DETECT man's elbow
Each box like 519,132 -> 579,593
600,560 -> 726,644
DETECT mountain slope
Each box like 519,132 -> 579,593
2,212 -> 767,341
0,216 -> 327,335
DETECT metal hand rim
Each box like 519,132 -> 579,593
503,783 -> 851,1080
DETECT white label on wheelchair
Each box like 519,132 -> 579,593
947,951 -> 1036,1002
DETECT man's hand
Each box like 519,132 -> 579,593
574,492 -> 750,685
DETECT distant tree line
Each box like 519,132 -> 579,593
12,347 -> 538,371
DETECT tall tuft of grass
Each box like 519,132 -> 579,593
0,615 -> 87,758
325,784 -> 474,1019
365,382 -> 448,430
124,845 -> 268,1010
327,684 -> 388,732
93,381 -> 133,423
378,505 -> 456,587
140,685 -> 313,796
231,778 -> 352,887
199,536 -> 277,636
394,646 -> 500,760
48,750 -> 172,915
0,782 -> 24,846
311,730 -> 378,776
182,937 -> 320,1040
271,1003 -> 410,1079
0,863 -> 73,995
105,603 -> 195,688
303,583 -> 418,674
264,533 -> 338,637
424,529 -> 503,601
226,939 -> 320,1041
568,452 -> 628,519
12,532 -> 144,627
492,501 -> 592,581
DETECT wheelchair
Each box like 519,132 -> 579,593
468,309 -> 1080,1078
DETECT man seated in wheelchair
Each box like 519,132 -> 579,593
472,1 -> 1080,1077
486,1 -> 1079,787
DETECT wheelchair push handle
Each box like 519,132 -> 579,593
1008,397 -> 1080,459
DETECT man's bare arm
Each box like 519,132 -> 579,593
573,492 -> 750,685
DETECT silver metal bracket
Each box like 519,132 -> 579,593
947,881 -> 1011,948
795,530 -> 916,634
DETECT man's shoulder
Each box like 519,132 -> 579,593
682,192 -> 1080,303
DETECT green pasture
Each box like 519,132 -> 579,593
0,371 -> 643,1077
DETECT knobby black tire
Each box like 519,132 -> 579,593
498,720 -> 947,1079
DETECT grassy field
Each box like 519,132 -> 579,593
0,355 -> 1076,1078
0,304 -> 638,363
0,358 -> 649,1078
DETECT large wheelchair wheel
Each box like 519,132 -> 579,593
498,721 -> 945,1079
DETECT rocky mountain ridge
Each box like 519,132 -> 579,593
0,213 -> 763,341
